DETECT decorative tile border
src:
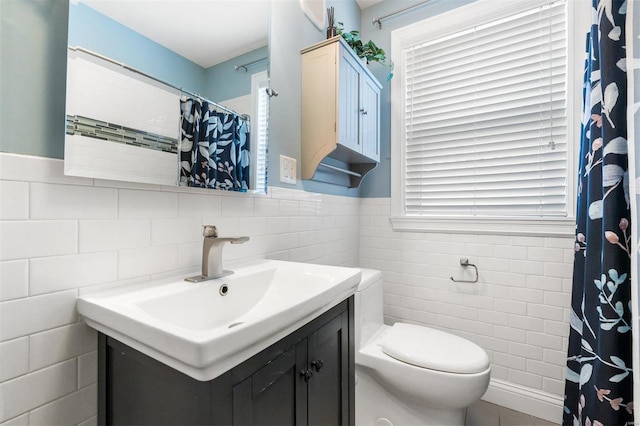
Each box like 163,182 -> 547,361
66,115 -> 178,154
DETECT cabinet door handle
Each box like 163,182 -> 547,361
300,368 -> 313,382
360,108 -> 368,115
311,359 -> 324,372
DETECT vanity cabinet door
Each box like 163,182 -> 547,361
307,310 -> 350,426
232,302 -> 352,426
232,343 -> 308,426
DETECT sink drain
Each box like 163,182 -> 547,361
219,284 -> 229,296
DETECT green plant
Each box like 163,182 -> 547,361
335,22 -> 386,65
335,23 -> 393,81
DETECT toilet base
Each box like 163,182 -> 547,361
356,370 -> 466,426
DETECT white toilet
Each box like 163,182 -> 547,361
355,269 -> 491,426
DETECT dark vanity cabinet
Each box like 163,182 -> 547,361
98,297 -> 354,425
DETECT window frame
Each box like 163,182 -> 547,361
390,0 -> 590,237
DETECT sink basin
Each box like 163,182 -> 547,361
77,259 -> 361,381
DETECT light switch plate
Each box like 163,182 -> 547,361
279,155 -> 297,184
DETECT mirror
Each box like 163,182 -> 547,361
65,0 -> 270,193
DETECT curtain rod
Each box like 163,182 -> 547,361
372,0 -> 434,29
235,56 -> 268,73
68,46 -> 249,121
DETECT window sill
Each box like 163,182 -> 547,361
389,216 -> 575,238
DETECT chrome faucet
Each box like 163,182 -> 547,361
185,225 -> 249,282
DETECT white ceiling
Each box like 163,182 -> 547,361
355,0 -> 384,9
79,0 -> 270,68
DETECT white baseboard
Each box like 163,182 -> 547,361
481,379 -> 563,424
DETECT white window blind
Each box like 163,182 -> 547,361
251,72 -> 269,194
254,82 -> 269,194
402,1 -> 568,217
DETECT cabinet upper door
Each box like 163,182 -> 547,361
359,74 -> 380,162
338,46 -> 361,153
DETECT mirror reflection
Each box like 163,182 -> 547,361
65,0 -> 270,193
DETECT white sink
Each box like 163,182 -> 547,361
77,259 -> 361,381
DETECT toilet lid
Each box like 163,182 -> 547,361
380,323 -> 490,374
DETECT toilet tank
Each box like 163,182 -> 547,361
355,269 -> 384,349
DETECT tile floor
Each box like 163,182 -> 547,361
466,400 -> 559,426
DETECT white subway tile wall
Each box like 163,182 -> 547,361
64,55 -> 181,186
0,153 -> 359,425
359,198 -> 572,398
66,53 -> 179,138
0,154 -> 574,424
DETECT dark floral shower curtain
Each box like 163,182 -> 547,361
563,1 -> 633,425
179,97 -> 250,191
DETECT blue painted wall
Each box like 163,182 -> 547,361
204,47 -> 268,103
68,3 -> 206,96
0,0 -> 68,159
269,0 -> 363,196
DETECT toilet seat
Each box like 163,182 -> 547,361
380,323 -> 490,374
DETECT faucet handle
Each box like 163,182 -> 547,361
203,225 -> 218,237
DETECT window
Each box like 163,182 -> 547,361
251,71 -> 269,194
390,0 -> 588,235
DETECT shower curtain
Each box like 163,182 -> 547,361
628,0 -> 640,418
563,1 -> 634,425
179,96 -> 250,191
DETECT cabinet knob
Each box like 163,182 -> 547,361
360,108 -> 368,115
300,369 -> 313,382
311,359 -> 324,372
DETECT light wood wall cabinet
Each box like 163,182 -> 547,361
301,36 -> 382,188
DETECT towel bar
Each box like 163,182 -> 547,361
450,258 -> 478,283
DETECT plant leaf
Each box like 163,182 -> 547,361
610,355 -> 626,368
609,269 -> 619,282
603,137 -> 628,156
609,26 -> 621,41
199,146 -> 209,159
603,164 -> 624,187
601,322 -> 616,330
580,363 -> 593,386
588,200 -> 603,219
609,371 -> 629,383
603,82 -> 619,128
180,139 -> 193,152
615,301 -> 624,316
565,368 -> 580,383
591,81 -> 602,108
